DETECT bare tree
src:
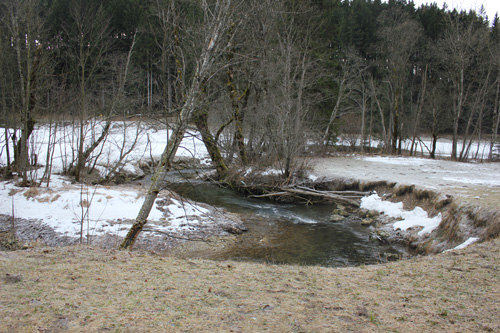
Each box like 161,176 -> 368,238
149,0 -> 182,115
3,0 -> 48,186
323,47 -> 365,146
489,20 -> 500,160
62,0 -> 113,182
377,7 -> 423,154
121,0 -> 235,250
437,15 -> 488,160
409,65 -> 428,156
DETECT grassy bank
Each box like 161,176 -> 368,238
1,238 -> 499,332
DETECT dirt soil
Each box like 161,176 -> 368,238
310,155 -> 500,208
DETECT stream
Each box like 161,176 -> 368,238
165,170 -> 406,268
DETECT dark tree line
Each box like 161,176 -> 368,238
2,0 -> 500,188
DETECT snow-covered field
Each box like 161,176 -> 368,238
0,121 -> 216,243
1,121 -> 499,249
0,174 -> 213,241
1,120 -> 211,178
335,135 -> 495,160
310,155 -> 500,206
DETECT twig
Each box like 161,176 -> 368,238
248,191 -> 289,198
294,185 -> 368,197
142,228 -> 208,242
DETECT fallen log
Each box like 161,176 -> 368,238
249,191 -> 290,198
294,186 -> 369,197
284,188 -> 360,207
248,186 -> 363,207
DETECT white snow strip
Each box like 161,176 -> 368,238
362,156 -> 437,166
308,174 -> 318,182
442,177 -> 500,186
360,193 -> 442,236
444,237 -> 480,252
261,169 -> 282,176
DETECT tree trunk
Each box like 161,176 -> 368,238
120,90 -> 198,250
120,0 -> 233,250
452,68 -> 465,160
11,6 -> 43,186
226,21 -> 249,165
410,65 -> 428,156
360,94 -> 367,153
370,78 -> 388,150
193,107 -> 229,179
490,76 -> 500,160
430,132 -> 438,159
392,88 -> 400,155
323,78 -> 345,145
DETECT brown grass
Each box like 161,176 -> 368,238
22,187 -> 39,199
1,239 -> 500,332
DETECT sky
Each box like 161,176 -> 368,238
411,0 -> 500,23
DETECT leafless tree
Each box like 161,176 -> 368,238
323,47 -> 366,146
489,23 -> 500,160
2,0 -> 50,186
377,7 -> 423,154
437,15 -> 489,160
121,0 -> 236,250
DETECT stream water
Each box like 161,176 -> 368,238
166,171 -> 406,268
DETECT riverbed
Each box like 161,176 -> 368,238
168,179 -> 406,267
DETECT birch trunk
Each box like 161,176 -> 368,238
489,77 -> 500,160
120,0 -> 233,250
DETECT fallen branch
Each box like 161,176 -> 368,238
248,191 -> 290,198
142,228 -> 208,242
294,186 -> 369,197
285,188 -> 360,207
247,186 -> 363,207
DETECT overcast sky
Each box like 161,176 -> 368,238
410,0 -> 500,23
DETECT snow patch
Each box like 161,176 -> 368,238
261,169 -> 282,176
308,174 -> 318,182
362,156 -> 437,166
442,177 -> 500,187
361,193 -> 442,236
0,178 -> 210,240
444,237 -> 479,252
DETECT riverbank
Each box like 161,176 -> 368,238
309,155 -> 500,209
1,238 -> 499,332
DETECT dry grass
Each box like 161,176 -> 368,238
1,239 -> 500,332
